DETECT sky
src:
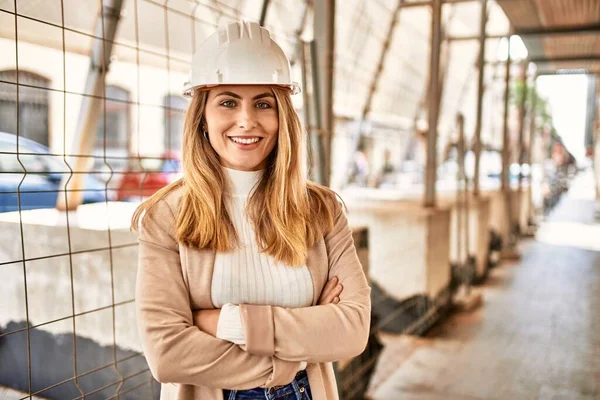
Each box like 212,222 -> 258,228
536,74 -> 589,163
496,36 -> 589,164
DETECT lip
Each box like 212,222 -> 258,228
228,135 -> 263,139
227,135 -> 263,150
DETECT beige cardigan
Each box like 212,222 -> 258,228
135,186 -> 371,400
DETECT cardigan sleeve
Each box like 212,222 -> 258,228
135,199 -> 301,389
239,204 -> 371,363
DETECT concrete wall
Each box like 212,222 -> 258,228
488,187 -> 528,246
447,196 -> 492,278
518,185 -> 532,232
346,200 -> 451,302
471,197 -> 492,277
0,203 -> 141,353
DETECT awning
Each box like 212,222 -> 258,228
496,0 -> 600,74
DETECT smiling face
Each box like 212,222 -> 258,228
203,85 -> 279,171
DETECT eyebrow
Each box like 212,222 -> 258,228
215,91 -> 275,100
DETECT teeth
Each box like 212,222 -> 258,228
230,137 -> 260,144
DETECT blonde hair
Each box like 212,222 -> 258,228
131,87 -> 338,266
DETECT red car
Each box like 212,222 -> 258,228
116,152 -> 181,201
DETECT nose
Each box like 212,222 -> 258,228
237,104 -> 258,131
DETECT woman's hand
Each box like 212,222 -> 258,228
192,309 -> 221,337
318,276 -> 343,305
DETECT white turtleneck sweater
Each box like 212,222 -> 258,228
213,167 -> 314,348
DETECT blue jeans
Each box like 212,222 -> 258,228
223,369 -> 312,400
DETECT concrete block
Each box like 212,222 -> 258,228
488,188 -> 526,250
471,197 -> 492,277
447,196 -> 491,279
345,200 -> 451,302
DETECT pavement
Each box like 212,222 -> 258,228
367,171 -> 600,400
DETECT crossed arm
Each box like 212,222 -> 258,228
193,276 -> 344,337
136,200 -> 302,389
135,199 -> 370,389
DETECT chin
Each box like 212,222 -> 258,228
228,159 -> 263,171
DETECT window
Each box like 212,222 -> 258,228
0,70 -> 50,147
163,94 -> 187,152
95,85 -> 130,150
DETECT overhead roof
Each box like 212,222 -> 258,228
496,0 -> 600,75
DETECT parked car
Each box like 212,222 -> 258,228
0,132 -> 111,212
116,151 -> 181,201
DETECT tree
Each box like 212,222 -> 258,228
512,78 -> 552,127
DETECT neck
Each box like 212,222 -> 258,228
222,166 -> 263,197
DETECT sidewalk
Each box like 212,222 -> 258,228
367,172 -> 600,400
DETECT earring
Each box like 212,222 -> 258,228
201,124 -> 208,139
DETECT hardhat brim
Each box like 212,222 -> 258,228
182,82 -> 301,98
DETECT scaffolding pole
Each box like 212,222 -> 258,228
501,43 -> 512,193
595,76 -> 600,200
527,73 -> 538,226
501,39 -> 518,256
56,0 -> 124,211
313,0 -> 336,187
472,0 -> 487,197
517,62 -> 528,193
308,40 -> 327,185
456,113 -> 472,292
424,0 -> 443,207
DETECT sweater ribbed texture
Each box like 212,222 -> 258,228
213,167 -> 313,347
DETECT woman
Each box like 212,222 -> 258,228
133,20 -> 371,400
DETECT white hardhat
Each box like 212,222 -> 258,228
183,20 -> 300,97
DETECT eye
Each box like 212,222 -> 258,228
220,100 -> 236,108
256,101 -> 272,109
